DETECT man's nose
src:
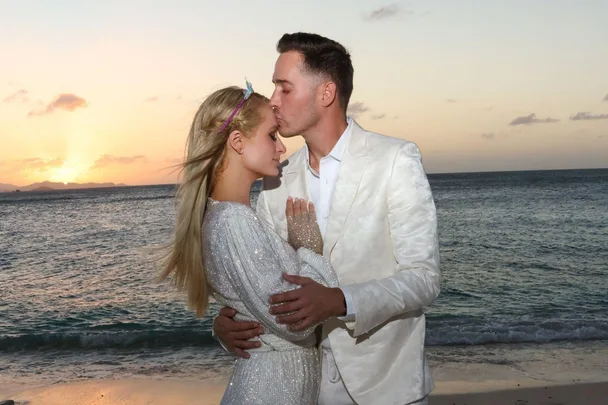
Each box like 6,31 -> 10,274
270,90 -> 280,110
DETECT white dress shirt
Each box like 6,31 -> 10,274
304,117 -> 355,323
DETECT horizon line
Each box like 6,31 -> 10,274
2,166 -> 606,190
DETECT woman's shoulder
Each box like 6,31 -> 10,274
205,198 -> 259,228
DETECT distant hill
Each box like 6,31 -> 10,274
0,181 -> 128,192
0,183 -> 20,192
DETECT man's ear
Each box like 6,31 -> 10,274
319,81 -> 338,107
227,130 -> 245,155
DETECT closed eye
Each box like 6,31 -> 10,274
269,127 -> 278,141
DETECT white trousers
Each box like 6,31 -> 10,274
317,348 -> 428,405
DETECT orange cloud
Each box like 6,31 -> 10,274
92,154 -> 147,169
0,158 -> 64,180
28,93 -> 88,117
19,157 -> 64,171
2,89 -> 29,104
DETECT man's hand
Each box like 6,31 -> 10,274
269,274 -> 346,331
213,307 -> 264,359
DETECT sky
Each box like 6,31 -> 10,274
1,0 -> 607,186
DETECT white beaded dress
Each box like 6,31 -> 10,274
202,199 -> 339,405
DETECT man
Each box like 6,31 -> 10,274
214,32 -> 440,405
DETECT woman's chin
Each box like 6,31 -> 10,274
264,167 -> 280,177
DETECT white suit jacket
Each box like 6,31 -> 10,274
255,120 -> 441,405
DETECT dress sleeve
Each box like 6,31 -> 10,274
213,205 -> 338,342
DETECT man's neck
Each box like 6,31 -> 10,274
304,116 -> 348,173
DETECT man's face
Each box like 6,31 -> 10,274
270,51 -> 319,138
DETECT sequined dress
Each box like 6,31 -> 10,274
203,199 -> 339,405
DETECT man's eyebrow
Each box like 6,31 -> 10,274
272,78 -> 292,85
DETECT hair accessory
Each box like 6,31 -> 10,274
219,78 -> 254,133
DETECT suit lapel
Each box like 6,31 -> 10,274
283,149 -> 310,202
324,124 -> 369,256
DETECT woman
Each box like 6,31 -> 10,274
159,81 -> 338,404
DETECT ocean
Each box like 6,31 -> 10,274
1,169 -> 607,388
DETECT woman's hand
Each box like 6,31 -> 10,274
285,197 -> 323,255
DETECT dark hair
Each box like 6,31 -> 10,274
277,32 -> 354,112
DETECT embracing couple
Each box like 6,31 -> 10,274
160,32 -> 441,405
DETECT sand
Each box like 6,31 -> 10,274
0,378 -> 227,405
2,377 -> 607,405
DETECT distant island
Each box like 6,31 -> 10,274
0,181 -> 128,193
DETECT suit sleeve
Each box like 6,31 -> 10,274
340,142 -> 441,337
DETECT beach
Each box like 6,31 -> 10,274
3,340 -> 608,405
3,371 -> 607,405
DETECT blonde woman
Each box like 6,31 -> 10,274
159,82 -> 338,404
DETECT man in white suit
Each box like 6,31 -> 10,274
213,32 -> 440,405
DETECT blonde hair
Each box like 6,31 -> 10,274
159,86 -> 269,317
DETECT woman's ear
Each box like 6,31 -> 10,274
227,130 -> 245,155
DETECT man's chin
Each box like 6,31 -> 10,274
277,123 -> 296,138
277,129 -> 300,138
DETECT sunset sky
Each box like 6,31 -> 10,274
1,0 -> 607,186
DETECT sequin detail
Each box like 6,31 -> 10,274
203,199 -> 339,404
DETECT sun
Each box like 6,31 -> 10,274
49,161 -> 82,184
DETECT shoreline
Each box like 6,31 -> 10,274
2,340 -> 607,404
2,378 -> 607,405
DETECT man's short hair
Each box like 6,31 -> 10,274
277,32 -> 354,111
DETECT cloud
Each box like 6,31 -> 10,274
365,4 -> 413,20
144,96 -> 159,102
93,154 -> 147,169
28,93 -> 88,117
18,157 -> 64,171
509,113 -> 559,126
569,112 -> 608,121
372,113 -> 386,120
347,102 -> 369,118
446,98 -> 457,103
603,93 -> 608,102
481,133 -> 496,140
2,89 -> 29,104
